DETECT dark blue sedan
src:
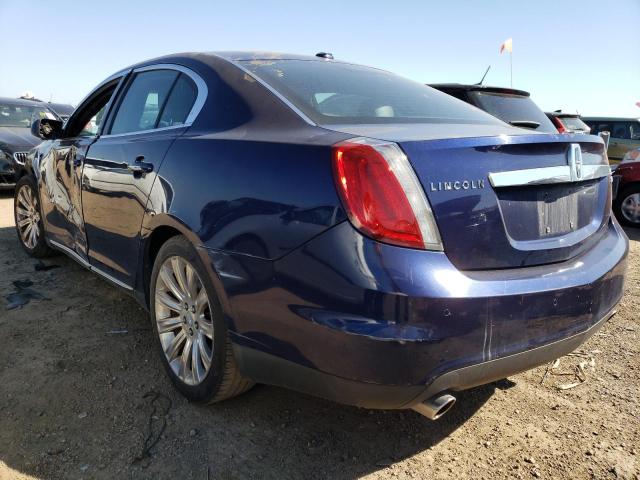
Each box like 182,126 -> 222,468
15,52 -> 627,420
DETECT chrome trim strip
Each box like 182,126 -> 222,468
213,54 -> 317,127
91,266 -> 133,290
489,164 -> 610,188
49,240 -> 133,291
100,124 -> 188,138
49,239 -> 90,267
100,63 -> 208,139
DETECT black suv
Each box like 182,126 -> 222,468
429,84 -> 557,133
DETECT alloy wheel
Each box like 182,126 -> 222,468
154,256 -> 214,385
621,193 -> 640,225
15,184 -> 40,249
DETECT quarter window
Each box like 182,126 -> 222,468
158,74 -> 198,128
110,70 -> 178,135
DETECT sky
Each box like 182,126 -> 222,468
1,0 -> 638,117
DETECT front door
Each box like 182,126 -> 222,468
38,79 -> 122,259
81,68 -> 199,287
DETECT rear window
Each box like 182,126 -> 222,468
559,116 -> 590,132
469,91 -> 557,133
240,60 -> 501,126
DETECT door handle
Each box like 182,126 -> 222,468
128,164 -> 147,174
128,155 -> 153,174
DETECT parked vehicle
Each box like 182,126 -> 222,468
546,111 -> 591,134
429,84 -> 557,133
16,52 -> 627,420
612,148 -> 640,227
583,117 -> 640,163
0,97 -> 58,189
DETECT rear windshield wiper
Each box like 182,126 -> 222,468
509,120 -> 541,129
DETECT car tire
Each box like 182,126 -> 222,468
614,184 -> 640,228
13,176 -> 55,258
150,235 -> 254,403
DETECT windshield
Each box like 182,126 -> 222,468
559,116 -> 590,132
469,91 -> 557,133
0,103 -> 58,128
240,60 -> 502,126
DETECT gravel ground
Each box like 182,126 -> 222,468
0,191 -> 638,480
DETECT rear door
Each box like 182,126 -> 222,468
81,65 -> 202,287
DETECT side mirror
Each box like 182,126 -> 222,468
31,118 -> 63,140
599,131 -> 610,149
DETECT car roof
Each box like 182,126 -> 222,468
0,96 -> 48,107
121,51 -> 396,80
581,116 -> 640,122
126,51 -> 356,71
429,83 -> 531,97
209,51 -> 342,62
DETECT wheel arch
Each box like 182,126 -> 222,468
139,214 -> 235,327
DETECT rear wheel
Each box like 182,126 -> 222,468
614,184 -> 640,227
149,236 -> 253,403
13,176 -> 54,258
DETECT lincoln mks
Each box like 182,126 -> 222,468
15,52 -> 628,419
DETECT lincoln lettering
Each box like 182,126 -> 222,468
430,179 -> 486,191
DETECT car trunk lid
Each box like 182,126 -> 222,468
400,133 -> 610,270
322,124 -> 610,270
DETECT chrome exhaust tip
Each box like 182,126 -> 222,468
411,393 -> 456,420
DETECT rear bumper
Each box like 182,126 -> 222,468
208,217 -> 628,409
234,306 -> 617,409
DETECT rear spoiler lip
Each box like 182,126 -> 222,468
398,132 -> 605,150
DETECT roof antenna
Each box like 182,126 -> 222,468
476,65 -> 491,85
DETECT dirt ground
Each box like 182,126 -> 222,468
0,191 -> 638,480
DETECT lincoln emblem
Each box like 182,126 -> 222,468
568,143 -> 583,181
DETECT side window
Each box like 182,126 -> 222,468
157,74 -> 198,128
65,81 -> 119,138
110,70 -> 178,135
612,122 -> 630,140
79,103 -> 108,137
630,122 -> 640,140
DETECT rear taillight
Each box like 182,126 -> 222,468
332,137 -> 442,250
551,117 -> 566,133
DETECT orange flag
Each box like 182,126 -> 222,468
500,38 -> 513,54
